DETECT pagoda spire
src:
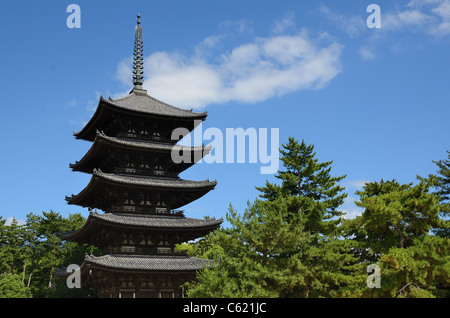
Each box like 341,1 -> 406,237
132,14 -> 146,93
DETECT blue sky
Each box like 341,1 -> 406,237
1,0 -> 449,226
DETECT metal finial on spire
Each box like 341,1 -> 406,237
132,13 -> 145,93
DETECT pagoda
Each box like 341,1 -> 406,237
62,14 -> 222,298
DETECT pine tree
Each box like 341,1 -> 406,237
256,137 -> 347,236
187,138 -> 358,298
347,179 -> 442,255
342,179 -> 450,297
433,150 -> 450,204
379,235 -> 450,298
186,197 -> 362,298
418,150 -> 450,237
0,273 -> 28,298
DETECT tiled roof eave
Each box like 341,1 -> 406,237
94,170 -> 217,190
70,131 -> 211,172
73,94 -> 207,140
83,254 -> 215,272
91,212 -> 223,229
101,94 -> 208,119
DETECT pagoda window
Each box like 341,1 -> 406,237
124,193 -> 135,205
121,246 -> 136,253
156,207 -> 167,214
156,201 -> 167,214
167,277 -> 173,288
142,158 -> 150,169
144,195 -> 151,206
122,234 -> 135,245
154,164 -> 164,176
127,128 -> 137,138
157,247 -> 171,254
158,235 -> 170,246
139,125 -> 149,135
152,131 -> 161,140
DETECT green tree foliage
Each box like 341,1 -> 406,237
187,140 -> 450,298
0,211 -> 96,298
256,137 -> 347,236
434,151 -> 450,203
343,178 -> 450,297
345,180 -> 442,254
187,138 -> 361,298
0,273 -> 28,298
418,150 -> 450,237
379,235 -> 450,298
187,198 -> 363,298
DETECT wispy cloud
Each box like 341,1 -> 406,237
344,179 -> 369,189
320,1 -> 450,61
359,46 -> 376,61
272,12 -> 297,35
67,99 -> 77,107
318,4 -> 366,38
115,18 -> 343,109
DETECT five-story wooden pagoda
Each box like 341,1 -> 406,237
62,14 -> 222,298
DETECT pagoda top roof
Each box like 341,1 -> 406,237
103,90 -> 207,119
73,91 -> 207,141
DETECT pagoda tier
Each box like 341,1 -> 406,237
59,254 -> 213,298
62,211 -> 223,254
74,90 -> 206,143
70,131 -> 211,177
66,169 -> 216,214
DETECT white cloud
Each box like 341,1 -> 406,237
397,0 -> 450,35
319,4 -> 366,38
430,0 -> 450,35
359,46 -> 376,61
344,179 -> 369,189
320,1 -> 450,61
116,28 -> 343,109
67,99 -> 77,107
272,12 -> 296,35
219,19 -> 254,35
398,9 -> 434,26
